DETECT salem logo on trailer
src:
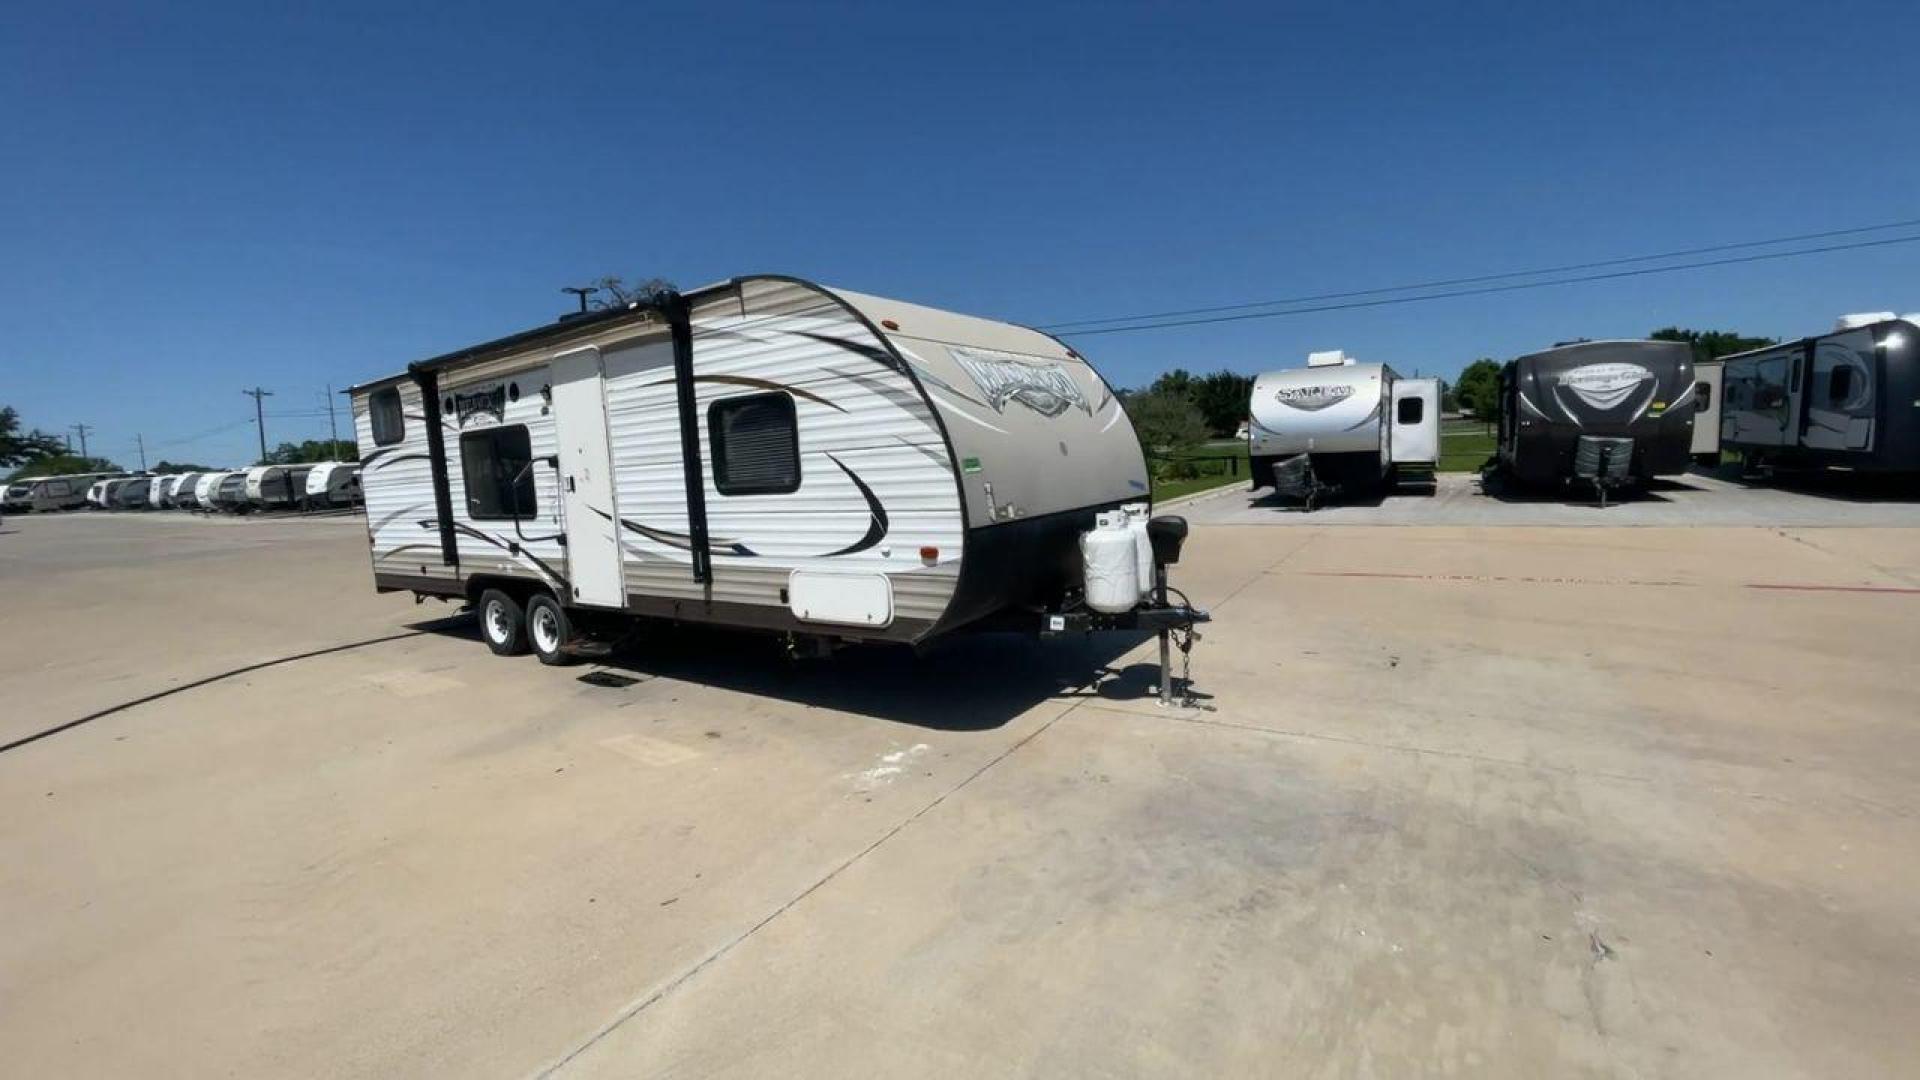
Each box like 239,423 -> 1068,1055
452,385 -> 507,426
1274,384 -> 1355,411
1556,363 -> 1653,411
950,345 -> 1091,417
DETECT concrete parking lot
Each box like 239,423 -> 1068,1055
2,507 -> 1917,1077
1190,467 -> 1920,527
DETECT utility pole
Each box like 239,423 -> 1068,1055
135,433 -> 147,471
324,384 -> 339,450
242,386 -> 274,462
69,422 -> 92,458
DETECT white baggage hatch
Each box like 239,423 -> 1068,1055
789,571 -> 894,627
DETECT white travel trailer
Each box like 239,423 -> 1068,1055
1247,351 -> 1439,507
210,472 -> 249,511
350,276 -> 1207,683
244,464 -> 312,508
304,461 -> 362,507
165,472 -> 205,508
192,471 -> 225,509
5,473 -> 113,513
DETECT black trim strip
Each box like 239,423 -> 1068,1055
663,292 -> 712,584
412,369 -> 459,568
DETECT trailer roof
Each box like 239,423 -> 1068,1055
346,275 -> 1065,394
1714,316 -> 1917,364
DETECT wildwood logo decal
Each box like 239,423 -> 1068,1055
950,345 -> 1090,417
1556,363 -> 1652,410
1274,384 -> 1355,411
451,385 -> 507,426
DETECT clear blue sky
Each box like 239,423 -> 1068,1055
4,0 -> 1917,469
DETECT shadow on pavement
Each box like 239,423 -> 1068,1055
1702,463 -> 1920,504
1476,469 -> 1690,507
410,611 -> 1159,732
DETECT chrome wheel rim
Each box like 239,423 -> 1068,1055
531,606 -> 561,654
484,600 -> 511,644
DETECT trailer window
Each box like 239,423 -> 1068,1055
460,425 -> 537,520
1396,396 -> 1424,425
1695,381 -> 1711,411
370,387 -> 405,446
709,392 -> 800,496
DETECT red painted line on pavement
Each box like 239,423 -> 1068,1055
1304,570 -> 1920,595
1304,570 -> 1695,588
1747,583 -> 1920,595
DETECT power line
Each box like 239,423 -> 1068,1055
1040,216 -> 1920,332
1054,232 -> 1920,338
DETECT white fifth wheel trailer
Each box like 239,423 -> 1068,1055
1247,351 -> 1439,508
350,276 -> 1208,692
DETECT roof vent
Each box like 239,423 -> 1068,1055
1835,311 -> 1897,331
1307,349 -> 1353,368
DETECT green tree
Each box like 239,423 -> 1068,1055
7,454 -> 121,480
1649,326 -> 1777,364
588,276 -> 678,309
1187,370 -> 1255,437
1125,389 -> 1208,477
1,406 -> 68,468
153,460 -> 222,473
1454,358 -> 1502,428
259,439 -> 358,466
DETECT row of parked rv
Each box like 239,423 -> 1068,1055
3,463 -> 362,515
1247,311 -> 1920,507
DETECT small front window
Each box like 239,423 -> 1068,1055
709,392 -> 801,496
1695,381 -> 1712,412
370,387 -> 405,446
1829,366 -> 1853,402
1396,396 -> 1424,425
460,425 -> 537,520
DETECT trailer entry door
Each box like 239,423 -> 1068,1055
549,346 -> 627,608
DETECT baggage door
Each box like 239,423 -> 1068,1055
549,346 -> 627,608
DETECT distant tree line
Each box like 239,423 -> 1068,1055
259,439 -> 358,466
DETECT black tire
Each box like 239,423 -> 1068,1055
478,588 -> 528,656
525,593 -> 577,666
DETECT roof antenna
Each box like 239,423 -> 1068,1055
562,285 -> 599,315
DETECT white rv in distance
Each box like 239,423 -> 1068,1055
304,461 -> 363,508
4,473 -> 114,513
1247,350 -> 1439,507
243,464 -> 313,510
350,275 -> 1208,678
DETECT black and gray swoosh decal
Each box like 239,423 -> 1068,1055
1342,401 -> 1384,431
821,454 -> 888,557
367,452 -> 430,472
644,373 -> 845,413
793,330 -> 901,372
412,518 -> 571,586
588,507 -> 757,557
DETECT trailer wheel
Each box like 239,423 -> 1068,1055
525,593 -> 577,666
478,588 -> 528,656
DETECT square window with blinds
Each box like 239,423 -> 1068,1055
709,392 -> 800,496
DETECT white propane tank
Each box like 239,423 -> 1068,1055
1122,503 -> 1154,601
1081,511 -> 1141,614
